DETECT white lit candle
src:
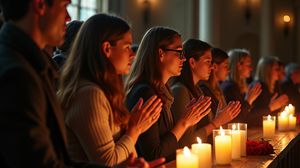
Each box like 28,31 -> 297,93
263,115 -> 276,138
191,137 -> 212,168
176,147 -> 198,168
278,111 -> 289,131
286,104 -> 295,115
214,127 -> 232,165
231,124 -> 241,160
289,114 -> 296,130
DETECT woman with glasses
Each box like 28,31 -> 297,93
125,27 -> 211,161
57,14 -> 163,166
248,56 -> 289,127
221,49 -> 262,125
171,40 -> 241,146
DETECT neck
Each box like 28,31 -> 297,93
161,73 -> 170,84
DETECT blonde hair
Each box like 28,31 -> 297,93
228,48 -> 251,93
255,56 -> 279,93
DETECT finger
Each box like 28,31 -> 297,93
131,98 -> 144,113
149,157 -> 166,168
142,95 -> 158,111
200,108 -> 211,117
186,98 -> 197,108
271,92 -> 278,101
194,97 -> 211,110
144,99 -> 162,116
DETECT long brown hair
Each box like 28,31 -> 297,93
57,13 -> 130,128
228,48 -> 251,93
206,48 -> 228,103
255,56 -> 279,93
125,27 -> 180,102
171,39 -> 211,98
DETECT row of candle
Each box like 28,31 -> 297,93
176,123 -> 247,167
263,113 -> 296,138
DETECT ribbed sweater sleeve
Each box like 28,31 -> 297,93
65,85 -> 135,167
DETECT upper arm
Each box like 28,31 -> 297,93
66,87 -> 135,166
171,85 -> 191,122
0,67 -> 65,167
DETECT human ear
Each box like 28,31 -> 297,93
189,58 -> 196,68
101,41 -> 111,58
159,48 -> 164,62
33,0 -> 46,15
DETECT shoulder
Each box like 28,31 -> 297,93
220,80 -> 237,90
76,81 -> 109,102
126,81 -> 156,110
171,82 -> 190,97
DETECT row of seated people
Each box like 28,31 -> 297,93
52,13 -> 300,166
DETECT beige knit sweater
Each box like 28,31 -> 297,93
64,80 -> 135,167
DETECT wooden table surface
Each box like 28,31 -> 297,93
164,126 -> 300,168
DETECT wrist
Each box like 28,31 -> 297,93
211,121 -> 218,129
177,119 -> 189,130
126,126 -> 140,142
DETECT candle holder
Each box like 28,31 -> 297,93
278,112 -> 289,131
263,115 -> 276,138
176,147 -> 199,168
228,123 -> 247,157
213,127 -> 232,165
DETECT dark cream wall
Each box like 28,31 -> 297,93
108,0 -> 299,63
109,0 -> 198,44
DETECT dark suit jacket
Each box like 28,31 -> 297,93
0,23 -> 102,168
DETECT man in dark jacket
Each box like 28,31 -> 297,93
281,63 -> 300,114
0,0 -> 164,167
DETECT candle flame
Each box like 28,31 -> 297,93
232,124 -> 236,130
289,114 -> 294,119
281,111 -> 287,117
183,146 -> 191,157
197,137 -> 202,144
220,126 -> 225,136
267,115 -> 271,120
237,123 -> 240,130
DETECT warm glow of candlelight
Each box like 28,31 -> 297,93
232,124 -> 236,130
197,137 -> 202,144
220,126 -> 225,136
267,115 -> 271,120
283,15 -> 291,23
183,146 -> 191,157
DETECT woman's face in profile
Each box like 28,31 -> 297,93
106,31 -> 135,75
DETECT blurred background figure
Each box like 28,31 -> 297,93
53,20 -> 83,69
281,63 -> 300,114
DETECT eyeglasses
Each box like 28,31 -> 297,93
162,48 -> 185,60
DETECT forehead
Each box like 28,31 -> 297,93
115,31 -> 132,44
201,50 -> 212,59
166,36 -> 182,48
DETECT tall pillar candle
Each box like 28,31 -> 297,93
213,127 -> 232,165
263,115 -> 276,138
